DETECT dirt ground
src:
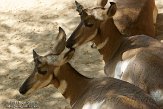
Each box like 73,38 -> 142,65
0,0 -> 163,109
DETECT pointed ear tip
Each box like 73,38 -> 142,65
59,27 -> 63,31
110,2 -> 116,5
33,49 -> 37,58
33,49 -> 36,53
75,1 -> 81,6
75,1 -> 78,4
59,27 -> 66,34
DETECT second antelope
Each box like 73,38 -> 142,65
19,27 -> 160,109
66,1 -> 163,107
96,0 -> 158,37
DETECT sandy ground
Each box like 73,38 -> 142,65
0,0 -> 163,109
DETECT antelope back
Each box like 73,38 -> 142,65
73,77 -> 160,109
96,0 -> 157,37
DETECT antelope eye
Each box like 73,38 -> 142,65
83,15 -> 96,27
84,21 -> 94,27
38,67 -> 48,75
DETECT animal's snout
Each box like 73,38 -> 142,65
19,85 -> 28,95
19,78 -> 32,95
66,38 -> 75,48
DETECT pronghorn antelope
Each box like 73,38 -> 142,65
96,0 -> 158,37
66,1 -> 163,107
19,27 -> 160,109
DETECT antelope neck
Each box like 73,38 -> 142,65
94,18 -> 124,62
56,63 -> 90,105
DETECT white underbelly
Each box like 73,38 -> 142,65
114,57 -> 135,79
82,100 -> 105,109
150,89 -> 163,105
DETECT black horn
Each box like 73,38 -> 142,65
75,1 -> 84,15
75,1 -> 88,20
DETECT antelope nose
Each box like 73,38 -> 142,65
19,84 -> 29,95
66,39 -> 75,48
19,87 -> 26,95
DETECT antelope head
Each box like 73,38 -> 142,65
66,1 -> 117,49
19,27 -> 75,95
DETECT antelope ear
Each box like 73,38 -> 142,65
52,27 -> 66,54
33,50 -> 39,59
60,48 -> 75,65
107,2 -> 117,17
33,50 -> 43,65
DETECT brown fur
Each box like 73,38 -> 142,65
19,27 -> 160,109
96,0 -> 157,37
66,2 -> 163,107
20,52 -> 160,109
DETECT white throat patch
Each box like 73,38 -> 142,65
96,37 -> 109,50
53,67 -> 68,94
58,80 -> 68,94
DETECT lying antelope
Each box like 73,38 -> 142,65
19,27 -> 160,109
66,1 -> 163,107
96,0 -> 158,37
